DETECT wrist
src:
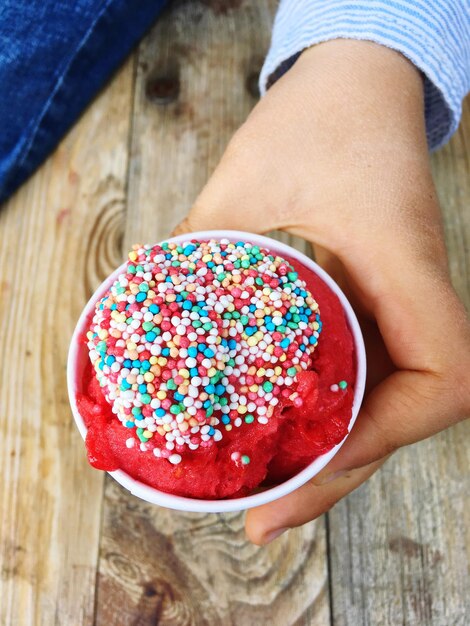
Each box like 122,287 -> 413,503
291,39 -> 426,153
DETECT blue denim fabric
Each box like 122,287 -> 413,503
0,0 -> 167,205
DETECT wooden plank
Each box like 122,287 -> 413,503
328,99 -> 470,626
96,2 -> 330,625
0,58 -> 135,625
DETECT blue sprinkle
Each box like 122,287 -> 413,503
132,359 -> 140,368
141,360 -> 151,371
228,339 -> 237,350
174,392 -> 185,402
183,245 -> 196,255
105,355 -> 116,366
203,399 -> 211,408
205,384 -> 215,394
125,421 -> 135,428
266,323 -> 275,332
162,348 -> 170,356
215,384 -> 225,395
190,367 -> 199,377
280,338 -> 290,349
208,427 -> 215,436
155,408 -> 166,417
136,292 -> 147,302
249,304 -> 256,312
198,343 -> 206,352
182,300 -> 192,310
138,384 -> 147,394
123,359 -> 132,368
121,379 -> 131,390
146,331 -> 157,342
149,304 -> 160,314
204,348 -> 215,358
188,346 -> 198,357
110,303 -> 117,310
222,415 -> 230,424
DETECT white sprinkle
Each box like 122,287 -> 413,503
125,438 -> 135,448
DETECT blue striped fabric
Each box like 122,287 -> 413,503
260,0 -> 470,149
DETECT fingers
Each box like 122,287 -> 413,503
246,458 -> 386,545
313,366 -> 470,486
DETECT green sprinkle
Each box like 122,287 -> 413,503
203,322 -> 213,331
262,381 -> 273,393
287,367 -> 297,377
141,393 -> 152,404
287,271 -> 298,281
339,380 -> 348,390
167,379 -> 177,390
240,315 -> 249,325
170,404 -> 181,414
142,321 -> 154,331
206,405 -> 214,418
241,455 -> 251,465
244,414 -> 255,424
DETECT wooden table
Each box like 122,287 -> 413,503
1,2 -> 469,624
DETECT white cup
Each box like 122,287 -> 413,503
67,230 -> 366,512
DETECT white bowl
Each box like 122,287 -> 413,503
67,230 -> 366,512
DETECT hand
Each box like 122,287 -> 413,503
173,40 -> 470,544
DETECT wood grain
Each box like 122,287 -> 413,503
97,2 -> 330,625
327,99 -> 470,626
0,58 -> 135,626
1,1 -> 469,625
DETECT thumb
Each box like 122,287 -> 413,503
172,132 -> 286,236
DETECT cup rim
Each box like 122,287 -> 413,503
67,230 -> 366,512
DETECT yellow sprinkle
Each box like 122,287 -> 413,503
98,329 -> 108,339
163,424 -> 171,432
237,405 -> 247,414
156,390 -> 166,400
249,384 -> 259,392
179,369 -> 190,379
280,354 -> 286,362
225,424 -> 233,431
267,345 -> 275,354
274,366 -> 282,376
143,372 -> 154,382
127,342 -> 137,351
262,288 -> 271,296
157,427 -> 165,436
313,322 -> 319,330
257,368 -> 266,376
143,430 -> 153,438
149,356 -> 158,364
147,290 -> 156,299
157,357 -> 167,366
179,422 -> 189,433
247,336 -> 259,347
128,251 -> 137,261
202,254 -> 212,263
207,367 -> 217,377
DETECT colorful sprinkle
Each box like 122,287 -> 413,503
87,239 -> 323,465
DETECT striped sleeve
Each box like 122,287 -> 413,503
260,1 -> 470,150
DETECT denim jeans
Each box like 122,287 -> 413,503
0,0 -> 167,205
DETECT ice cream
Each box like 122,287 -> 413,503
76,238 -> 356,499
